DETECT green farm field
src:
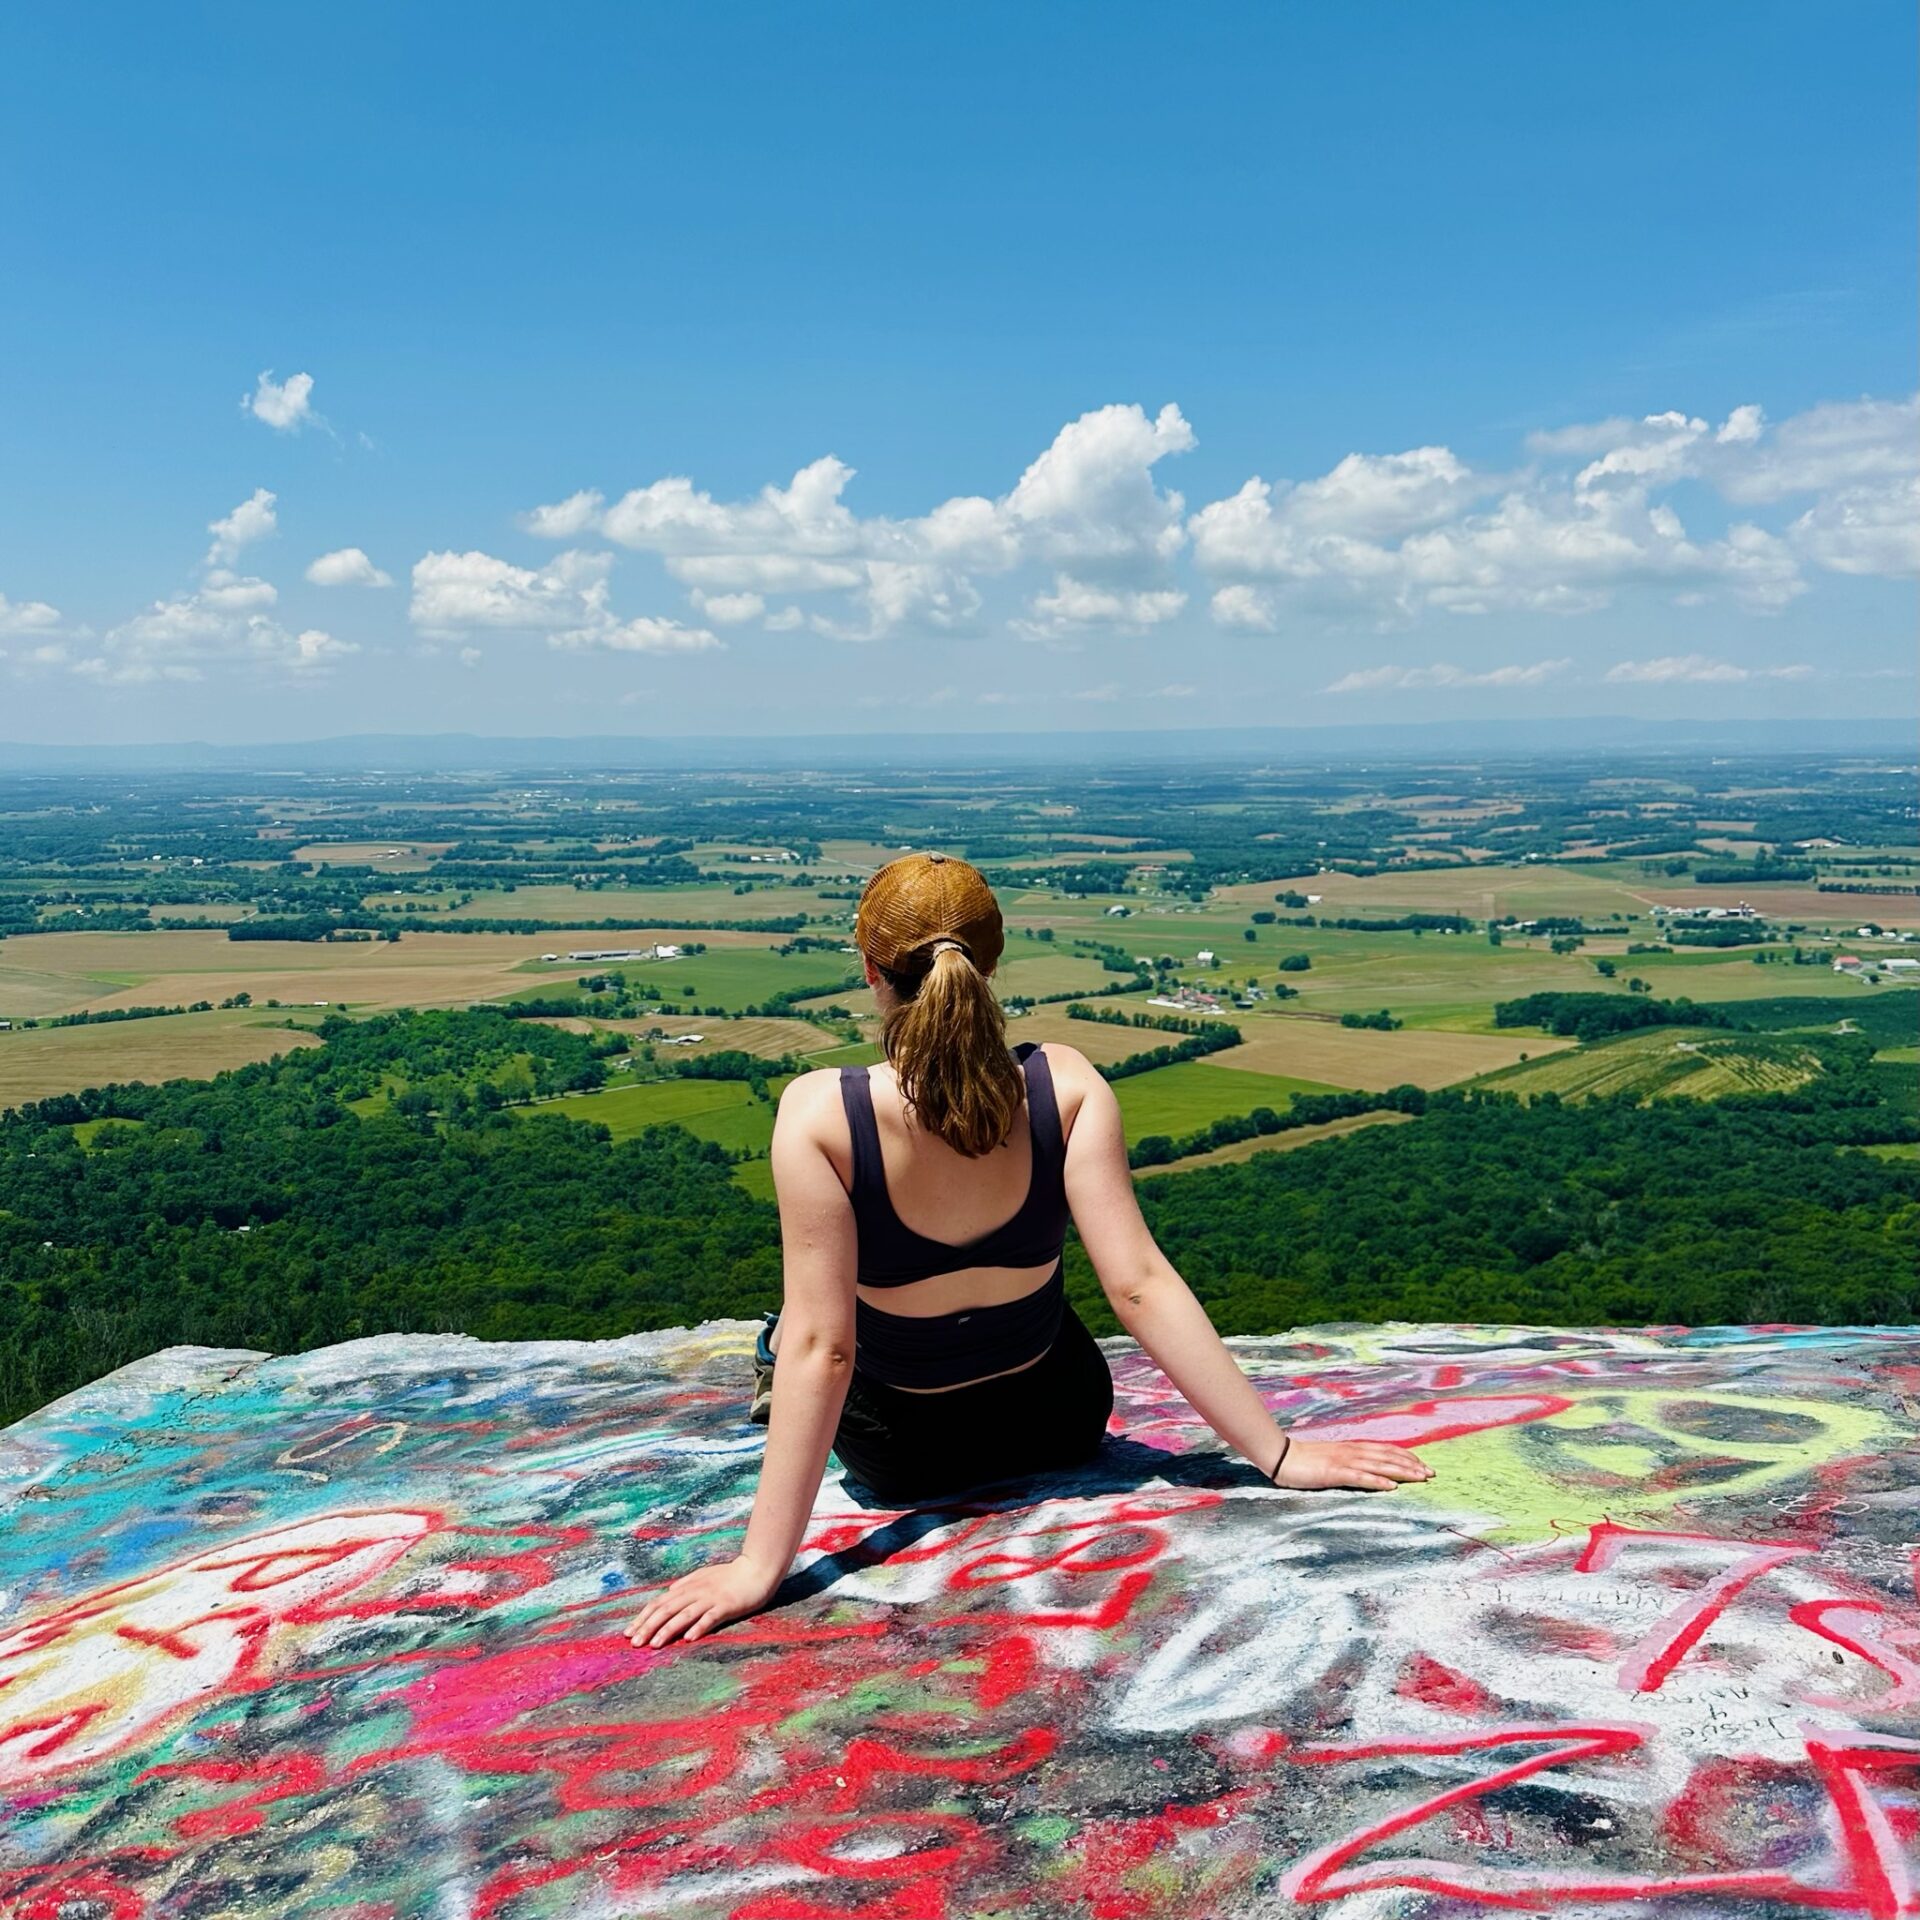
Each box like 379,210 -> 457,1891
549,1049 -> 1344,1188
993,951 -> 1118,998
1112,1059 -> 1341,1136
520,945 -> 859,1012
543,1075 -> 785,1152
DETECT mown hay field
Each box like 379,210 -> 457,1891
1209,859 -> 1920,930
1209,862 -> 1655,924
0,1010 -> 324,1108
999,1009 -> 1176,1066
1473,1026 -> 1827,1102
815,839 -> 915,872
1211,1015 -> 1571,1089
1623,881 -> 1920,929
0,927 -> 779,1020
293,841 -> 455,869
599,1014 -> 842,1059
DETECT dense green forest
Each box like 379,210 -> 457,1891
3,1006 -> 1914,1423
1084,1091 -> 1917,1337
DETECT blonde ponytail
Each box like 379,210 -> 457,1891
881,940 -> 1025,1158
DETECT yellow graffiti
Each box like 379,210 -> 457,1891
1391,1388 -> 1897,1542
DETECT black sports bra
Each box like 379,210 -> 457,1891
838,1042 -> 1069,1287
838,1043 -> 1071,1389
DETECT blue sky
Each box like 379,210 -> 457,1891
1,2 -> 1913,742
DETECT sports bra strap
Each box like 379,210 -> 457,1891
1015,1043 -> 1063,1165
838,1065 -> 885,1196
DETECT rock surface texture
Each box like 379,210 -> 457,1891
2,1322 -> 1916,1918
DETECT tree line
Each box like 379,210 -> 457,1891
3,1001 -> 1913,1427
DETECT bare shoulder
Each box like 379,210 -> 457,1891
1034,1041 -> 1112,1134
775,1064 -> 845,1131
1035,1040 -> 1100,1084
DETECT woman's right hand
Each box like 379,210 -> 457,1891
1270,1437 -> 1433,1492
625,1555 -> 783,1648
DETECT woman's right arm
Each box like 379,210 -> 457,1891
627,1074 -> 857,1646
1059,1058 -> 1431,1494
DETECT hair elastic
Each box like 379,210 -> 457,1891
1266,1432 -> 1292,1484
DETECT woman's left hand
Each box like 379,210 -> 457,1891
625,1556 -> 782,1648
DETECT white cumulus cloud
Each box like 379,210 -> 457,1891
244,370 -> 318,432
206,488 -> 277,566
522,402 -> 1196,642
521,490 -> 605,539
549,615 -> 721,655
410,549 -> 723,657
1022,574 -> 1187,639
409,549 -> 612,633
1208,584 -> 1278,631
0,592 -> 62,635
61,487 -> 353,683
306,547 -> 394,588
689,590 -> 766,625
509,392 -> 1912,654
291,629 -> 358,670
1787,476 -> 1920,578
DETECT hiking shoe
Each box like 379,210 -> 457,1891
749,1313 -> 778,1424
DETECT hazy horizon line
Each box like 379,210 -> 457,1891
2,712 -> 1912,776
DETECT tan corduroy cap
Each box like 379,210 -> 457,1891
855,850 -> 1005,975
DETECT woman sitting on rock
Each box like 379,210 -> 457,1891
627,852 -> 1430,1647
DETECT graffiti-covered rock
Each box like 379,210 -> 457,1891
1,1323 -> 1915,1917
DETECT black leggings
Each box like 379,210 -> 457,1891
828,1304 -> 1115,1504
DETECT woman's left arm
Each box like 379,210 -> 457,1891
1059,1055 -> 1430,1494
626,1076 -> 857,1647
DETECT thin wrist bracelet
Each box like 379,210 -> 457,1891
1267,1432 -> 1292,1483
